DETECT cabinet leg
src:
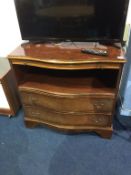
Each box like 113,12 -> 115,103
96,129 -> 112,139
24,119 -> 38,128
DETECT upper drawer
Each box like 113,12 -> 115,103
19,90 -> 114,114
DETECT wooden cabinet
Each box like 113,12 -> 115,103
8,42 -> 126,138
0,58 -> 20,116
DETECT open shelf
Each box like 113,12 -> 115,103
13,65 -> 118,96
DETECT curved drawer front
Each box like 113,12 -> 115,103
24,106 -> 111,127
20,90 -> 114,114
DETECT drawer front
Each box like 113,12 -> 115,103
24,106 -> 111,127
20,90 -> 114,114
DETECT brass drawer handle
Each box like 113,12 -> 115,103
94,103 -> 104,109
29,96 -> 38,104
31,111 -> 40,117
95,117 -> 107,124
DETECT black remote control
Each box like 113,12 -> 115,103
81,49 -> 108,56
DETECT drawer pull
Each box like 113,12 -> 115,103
31,112 -> 40,117
95,117 -> 107,124
94,103 -> 104,109
29,96 -> 38,104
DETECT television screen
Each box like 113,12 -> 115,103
14,0 -> 129,42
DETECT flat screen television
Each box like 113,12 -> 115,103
14,0 -> 129,42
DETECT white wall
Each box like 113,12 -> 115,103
127,0 -> 131,24
0,0 -> 22,57
0,0 -> 131,57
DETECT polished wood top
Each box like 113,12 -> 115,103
8,42 -> 126,70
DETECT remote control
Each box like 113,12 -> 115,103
81,49 -> 108,56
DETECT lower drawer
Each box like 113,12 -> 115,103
24,106 -> 111,127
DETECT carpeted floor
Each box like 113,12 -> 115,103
0,110 -> 131,175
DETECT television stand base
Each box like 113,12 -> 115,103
24,118 -> 113,139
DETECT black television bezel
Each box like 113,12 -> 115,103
14,0 -> 130,44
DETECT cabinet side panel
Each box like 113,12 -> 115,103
2,70 -> 21,115
0,84 -> 10,109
